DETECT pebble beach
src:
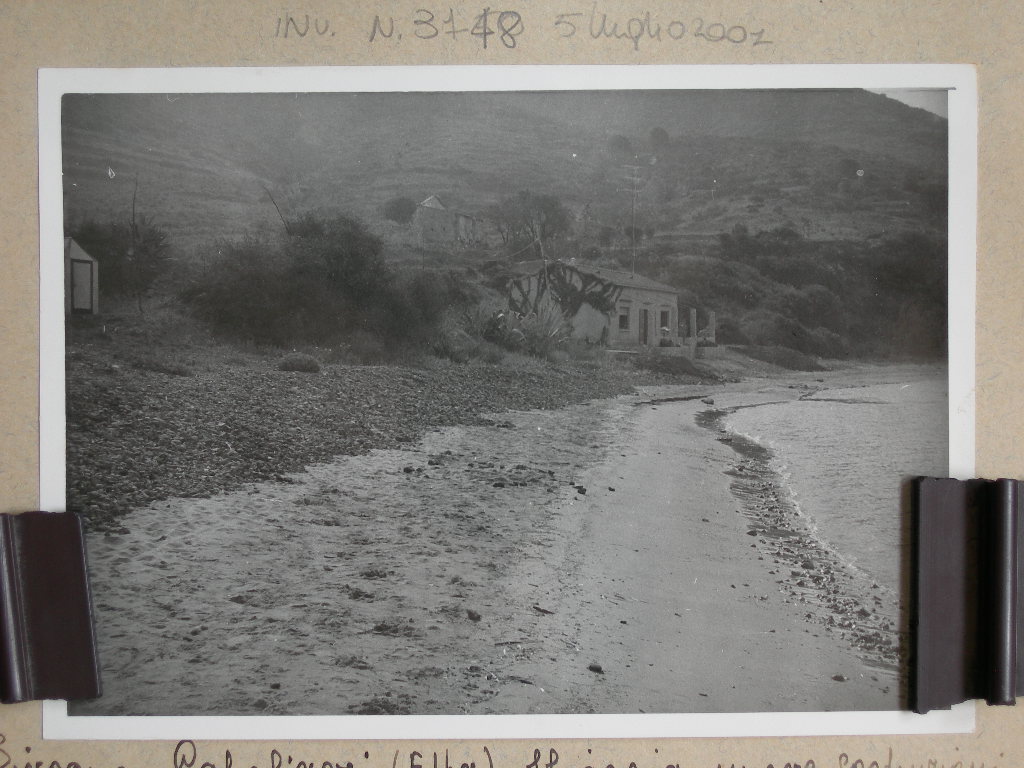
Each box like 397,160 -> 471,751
67,362 -> 945,717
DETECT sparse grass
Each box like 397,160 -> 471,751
735,345 -> 826,372
325,332 -> 429,367
559,340 -> 609,364
68,296 -> 217,352
632,351 -> 713,379
130,356 -> 193,377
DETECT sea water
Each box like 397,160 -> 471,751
724,367 -> 948,593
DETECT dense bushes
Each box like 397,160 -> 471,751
180,214 -> 472,349
668,226 -> 946,361
738,309 -> 849,359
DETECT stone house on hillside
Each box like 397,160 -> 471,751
505,260 -> 680,348
413,194 -> 484,246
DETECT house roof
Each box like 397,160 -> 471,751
64,236 -> 98,262
418,194 -> 484,223
509,260 -> 678,295
418,194 -> 447,210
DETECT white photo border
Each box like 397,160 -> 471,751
39,64 -> 977,740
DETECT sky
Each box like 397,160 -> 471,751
869,88 -> 948,118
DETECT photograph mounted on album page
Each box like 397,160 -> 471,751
37,63 -> 977,740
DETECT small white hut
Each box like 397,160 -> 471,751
64,237 -> 99,315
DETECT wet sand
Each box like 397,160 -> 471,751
73,367 -> 917,717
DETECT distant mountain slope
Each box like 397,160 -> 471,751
505,88 -> 946,164
61,89 -> 947,254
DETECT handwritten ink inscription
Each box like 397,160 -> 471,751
553,6 -> 773,51
173,740 -> 377,768
274,13 -> 335,38
0,735 -> 1003,768
0,732 -> 127,768
272,6 -> 772,50
369,8 -> 525,48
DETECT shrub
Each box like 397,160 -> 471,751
430,313 -> 477,363
426,303 -> 511,364
384,270 -> 477,345
382,196 -> 418,224
485,304 -> 572,360
288,214 -> 388,298
740,308 -> 838,356
459,302 -> 503,340
278,353 -> 321,373
807,327 -> 849,359
649,126 -> 670,149
180,237 -> 300,345
714,316 -> 749,345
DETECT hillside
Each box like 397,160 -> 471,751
61,88 -> 949,362
61,89 -> 947,254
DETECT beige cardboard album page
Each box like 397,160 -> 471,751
2,1 -> 1022,767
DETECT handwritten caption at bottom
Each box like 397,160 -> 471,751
0,735 -> 999,768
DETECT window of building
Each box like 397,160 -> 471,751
618,309 -> 630,331
660,309 -> 670,330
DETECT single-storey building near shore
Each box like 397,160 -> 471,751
413,194 -> 484,246
505,260 -> 681,348
64,237 -> 99,315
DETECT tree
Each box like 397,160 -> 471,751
288,214 -> 388,302
382,196 -> 418,224
486,199 -> 527,245
491,191 -> 572,256
621,222 -> 646,247
649,126 -> 670,150
125,213 -> 170,312
525,192 -> 571,244
597,225 -> 618,248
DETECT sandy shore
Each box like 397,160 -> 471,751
72,366 -> 920,717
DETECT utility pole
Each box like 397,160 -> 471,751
619,164 -> 642,275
